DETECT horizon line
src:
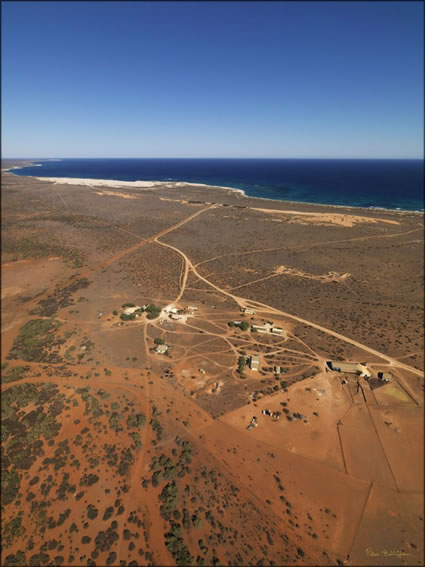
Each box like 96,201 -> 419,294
3,156 -> 424,161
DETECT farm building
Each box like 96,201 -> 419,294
326,361 -> 371,378
271,327 -> 284,335
251,325 -> 267,333
170,314 -> 182,320
156,344 -> 168,354
242,308 -> 256,315
123,306 -> 142,315
249,355 -> 260,371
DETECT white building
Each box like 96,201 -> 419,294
249,355 -> 260,371
242,308 -> 256,315
271,327 -> 283,335
251,325 -> 267,333
156,344 -> 168,354
123,305 -> 141,315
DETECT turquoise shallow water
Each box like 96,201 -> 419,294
13,158 -> 424,211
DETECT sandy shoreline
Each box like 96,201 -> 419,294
4,168 -> 424,216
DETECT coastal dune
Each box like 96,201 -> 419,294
33,176 -> 244,195
34,176 -> 162,188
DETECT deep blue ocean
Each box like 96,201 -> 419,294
12,158 -> 424,211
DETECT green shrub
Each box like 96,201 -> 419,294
87,505 -> 98,520
103,507 -> 114,521
145,304 -> 161,320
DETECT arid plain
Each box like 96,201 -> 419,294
1,164 -> 424,567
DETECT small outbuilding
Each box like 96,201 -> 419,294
251,325 -> 267,333
377,371 -> 392,382
242,308 -> 256,315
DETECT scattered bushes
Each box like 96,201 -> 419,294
127,413 -> 146,429
8,319 -> 60,362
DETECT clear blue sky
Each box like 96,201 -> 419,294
2,1 -> 423,158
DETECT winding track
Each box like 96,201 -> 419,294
3,184 -> 423,564
155,232 -> 424,379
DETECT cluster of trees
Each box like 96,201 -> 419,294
120,312 -> 138,321
118,302 -> 162,320
228,321 -> 249,331
8,318 -> 60,362
146,304 -> 162,320
238,356 -> 247,376
127,413 -> 146,429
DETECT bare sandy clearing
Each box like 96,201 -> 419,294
221,371 -> 350,472
1,286 -> 25,299
274,265 -> 351,282
95,190 -> 139,199
349,484 -> 423,565
251,207 -> 400,226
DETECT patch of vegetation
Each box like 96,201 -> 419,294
80,473 -> 99,487
165,521 -> 194,566
103,507 -> 114,521
127,413 -> 146,429
96,388 -> 110,399
120,312 -> 137,321
109,412 -> 123,433
94,526 -> 119,552
7,319 -> 62,362
2,236 -> 84,268
31,277 -> 90,317
3,515 -> 25,547
87,505 -> 99,520
145,304 -> 162,320
1,469 -> 21,506
1,365 -> 29,384
237,356 -> 246,376
117,448 -> 134,476
129,431 -> 142,448
151,418 -> 163,440
3,551 -> 27,566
